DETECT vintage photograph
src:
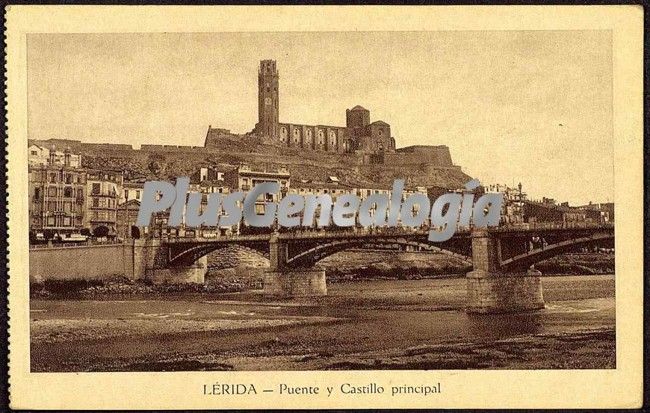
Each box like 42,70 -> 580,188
26,30 -> 618,373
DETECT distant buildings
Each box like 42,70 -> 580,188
523,198 -> 613,226
577,202 -> 615,223
86,170 -> 123,236
28,161 -> 86,235
28,147 -> 124,240
29,144 -> 81,168
27,142 -> 612,243
483,183 -> 526,226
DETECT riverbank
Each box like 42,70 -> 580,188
30,275 -> 615,371
30,252 -> 614,299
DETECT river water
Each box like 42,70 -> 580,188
30,275 -> 615,371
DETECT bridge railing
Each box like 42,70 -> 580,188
29,239 -> 126,249
157,221 -> 613,242
496,221 -> 614,231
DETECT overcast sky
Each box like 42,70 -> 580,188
27,31 -> 613,205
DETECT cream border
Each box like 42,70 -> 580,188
6,5 -> 644,409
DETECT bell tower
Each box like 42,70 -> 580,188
255,60 -> 279,140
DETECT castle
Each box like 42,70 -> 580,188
203,60 -> 462,163
247,59 -> 395,154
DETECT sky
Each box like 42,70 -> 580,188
27,31 -> 613,205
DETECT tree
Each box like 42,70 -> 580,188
43,229 -> 54,240
93,226 -> 109,238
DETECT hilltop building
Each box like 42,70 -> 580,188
244,60 -> 395,154
203,60 -> 461,166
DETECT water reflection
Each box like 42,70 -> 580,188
466,312 -> 544,337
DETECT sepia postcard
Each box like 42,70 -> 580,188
5,5 -> 644,410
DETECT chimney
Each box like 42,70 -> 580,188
49,146 -> 56,165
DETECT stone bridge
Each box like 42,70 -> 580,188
134,223 -> 613,313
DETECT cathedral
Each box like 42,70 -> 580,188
252,60 -> 396,154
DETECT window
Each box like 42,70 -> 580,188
65,175 -> 72,184
48,187 -> 57,197
49,174 -> 56,183
34,187 -> 40,199
31,150 -> 37,155
63,187 -> 73,197
93,198 -> 99,208
135,190 -> 140,199
92,183 -> 101,194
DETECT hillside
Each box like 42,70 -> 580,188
31,135 -> 472,189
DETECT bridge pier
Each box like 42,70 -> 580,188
466,229 -> 544,313
263,233 -> 327,297
146,255 -> 207,284
133,238 -> 207,284
263,268 -> 327,298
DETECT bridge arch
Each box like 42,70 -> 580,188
285,237 -> 472,268
500,232 -> 614,272
168,242 -> 269,266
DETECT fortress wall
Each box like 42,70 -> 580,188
140,145 -> 207,153
384,145 -> 454,167
80,143 -> 134,152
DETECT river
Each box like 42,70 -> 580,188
30,274 -> 615,371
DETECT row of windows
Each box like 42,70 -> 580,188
42,201 -> 84,214
91,197 -> 117,209
35,186 -> 84,199
90,211 -> 116,221
90,182 -> 118,196
47,172 -> 84,184
280,127 -> 338,141
43,215 -> 84,227
124,189 -> 142,200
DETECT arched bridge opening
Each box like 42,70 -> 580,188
284,237 -> 472,269
499,232 -> 614,272
167,240 -> 270,267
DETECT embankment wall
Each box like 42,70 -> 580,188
29,244 -> 134,283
